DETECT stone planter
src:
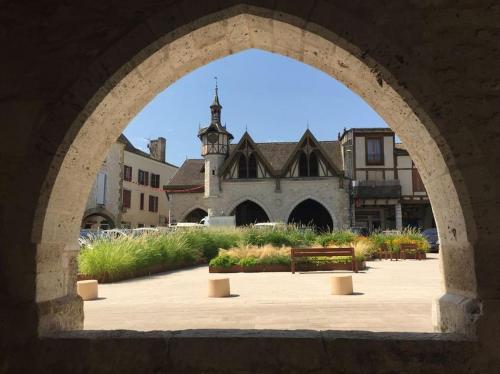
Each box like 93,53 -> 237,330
209,261 -> 366,273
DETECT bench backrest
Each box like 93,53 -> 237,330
291,247 -> 354,258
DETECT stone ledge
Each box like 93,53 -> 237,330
37,329 -> 482,373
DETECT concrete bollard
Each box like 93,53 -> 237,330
208,278 -> 230,297
77,280 -> 98,300
330,275 -> 353,295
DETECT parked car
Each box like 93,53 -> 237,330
422,228 -> 439,252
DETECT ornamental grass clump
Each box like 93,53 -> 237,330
241,225 -> 315,247
78,232 -> 203,282
179,228 -> 241,260
316,230 -> 357,247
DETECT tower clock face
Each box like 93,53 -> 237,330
207,133 -> 218,144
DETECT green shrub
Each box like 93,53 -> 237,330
237,256 -> 259,267
208,254 -> 238,268
316,230 -> 357,247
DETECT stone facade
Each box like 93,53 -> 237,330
83,135 -> 178,229
166,90 -> 350,229
2,1 -> 500,372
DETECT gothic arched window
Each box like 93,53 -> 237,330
298,152 -> 308,177
238,154 -> 248,178
248,154 -> 258,178
309,152 -> 319,177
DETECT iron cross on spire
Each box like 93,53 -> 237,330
214,76 -> 218,94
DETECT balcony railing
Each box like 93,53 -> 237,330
352,179 -> 401,198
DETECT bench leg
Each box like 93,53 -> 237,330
291,260 -> 295,274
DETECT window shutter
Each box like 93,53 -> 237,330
96,172 -> 106,205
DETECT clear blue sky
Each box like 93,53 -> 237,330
124,49 -> 388,166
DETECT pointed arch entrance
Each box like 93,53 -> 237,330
231,200 -> 269,226
183,208 -> 208,223
287,199 -> 333,232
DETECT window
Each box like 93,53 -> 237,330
124,165 -> 132,182
366,137 -> 384,165
149,195 -> 159,212
248,154 -> 257,178
412,168 -> 426,192
298,152 -> 308,177
138,169 -> 149,185
122,189 -> 131,209
137,223 -> 144,228
309,152 -> 319,177
238,154 -> 247,178
151,173 -> 160,188
139,193 -> 144,210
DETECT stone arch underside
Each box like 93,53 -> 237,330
22,3 -> 492,345
230,200 -> 270,226
182,208 -> 208,223
81,207 -> 118,229
287,199 -> 334,232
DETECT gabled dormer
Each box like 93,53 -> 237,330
281,130 -> 341,178
220,132 -> 273,179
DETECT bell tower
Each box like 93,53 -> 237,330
198,79 -> 233,198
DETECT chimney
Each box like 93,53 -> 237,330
148,137 -> 166,162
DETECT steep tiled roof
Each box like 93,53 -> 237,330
228,140 -> 343,172
317,141 -> 343,172
167,159 -> 205,187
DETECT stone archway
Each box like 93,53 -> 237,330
2,2 -> 499,372
231,200 -> 270,226
288,199 -> 333,232
182,208 -> 208,223
81,207 -> 118,229
31,7 -> 478,337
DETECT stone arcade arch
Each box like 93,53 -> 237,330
182,208 -> 208,223
81,208 -> 117,229
231,200 -> 270,226
2,2 -> 499,372
288,199 -> 334,232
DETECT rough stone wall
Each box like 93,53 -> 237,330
0,0 -> 499,372
167,177 -> 349,228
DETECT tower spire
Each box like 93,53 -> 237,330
210,76 -> 222,124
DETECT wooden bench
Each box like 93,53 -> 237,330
290,247 -> 358,274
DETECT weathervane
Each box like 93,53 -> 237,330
214,76 -> 218,94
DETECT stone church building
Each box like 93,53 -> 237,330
165,88 -> 433,231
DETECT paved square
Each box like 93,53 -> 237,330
84,254 -> 441,332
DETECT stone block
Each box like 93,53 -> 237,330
77,280 -> 98,301
208,278 -> 230,297
330,275 -> 353,295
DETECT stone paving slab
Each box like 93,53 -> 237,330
84,254 -> 441,332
